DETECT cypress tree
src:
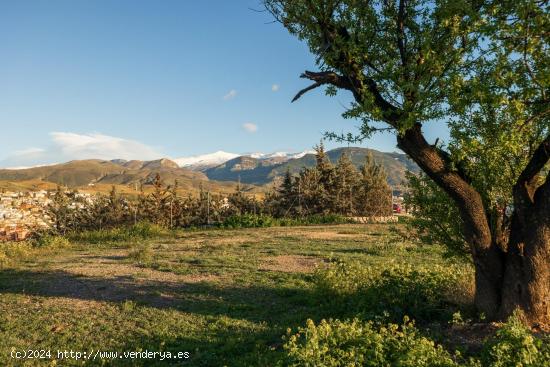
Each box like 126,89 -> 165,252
335,152 -> 359,215
314,141 -> 335,213
356,153 -> 392,216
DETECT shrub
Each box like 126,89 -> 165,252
128,243 -> 154,264
314,261 -> 473,323
34,234 -> 70,248
125,222 -> 165,238
278,214 -> 353,226
480,312 -> 550,367
221,214 -> 354,228
69,222 -> 166,244
222,214 -> 274,228
0,242 -> 33,268
281,313 -> 550,367
282,317 -> 460,367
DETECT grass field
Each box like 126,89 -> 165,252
0,224 -> 475,366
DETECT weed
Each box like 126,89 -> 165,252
128,243 -> 155,264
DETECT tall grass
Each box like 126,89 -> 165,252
221,213 -> 354,228
68,222 -> 167,244
0,235 -> 70,268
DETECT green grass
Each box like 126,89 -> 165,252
0,224 -> 475,366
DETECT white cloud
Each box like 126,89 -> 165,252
242,123 -> 258,133
271,84 -> 280,92
50,132 -> 162,161
222,89 -> 237,100
0,132 -> 164,168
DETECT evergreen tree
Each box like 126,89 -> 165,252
296,167 -> 322,215
107,185 -> 124,224
334,152 -> 359,215
314,141 -> 336,213
146,173 -> 168,225
228,181 -> 256,216
356,154 -> 392,216
47,186 -> 71,234
276,169 -> 297,216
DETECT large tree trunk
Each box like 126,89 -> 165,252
471,245 -> 505,321
500,218 -> 550,327
499,172 -> 550,327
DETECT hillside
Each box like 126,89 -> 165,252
205,147 -> 419,187
0,159 -> 253,194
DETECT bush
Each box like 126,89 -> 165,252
128,243 -> 155,264
0,234 -> 71,268
315,261 -> 473,323
0,242 -> 34,268
281,314 -> 550,367
125,222 -> 165,238
221,214 -> 354,228
68,222 -> 166,244
222,214 -> 274,228
282,317 -> 460,367
278,214 -> 353,226
34,234 -> 70,248
480,312 -> 550,367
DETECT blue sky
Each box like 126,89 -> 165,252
0,0 -> 448,167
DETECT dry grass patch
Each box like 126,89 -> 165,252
259,255 -> 326,273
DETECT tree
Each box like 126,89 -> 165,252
356,153 -> 392,217
144,173 -> 169,226
297,166 -> 324,215
264,0 -> 549,326
47,186 -> 72,234
228,181 -> 258,216
334,152 -> 359,215
314,141 -> 336,212
276,169 -> 298,216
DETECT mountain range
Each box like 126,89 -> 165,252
0,147 -> 419,191
173,150 -> 316,171
0,158 -> 241,194
203,147 -> 418,187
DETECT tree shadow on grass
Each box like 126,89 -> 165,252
0,266 -> 477,366
0,268 -> 318,322
0,268 -> 319,366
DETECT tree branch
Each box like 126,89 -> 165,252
397,123 -> 493,251
291,71 -> 354,102
292,82 -> 323,102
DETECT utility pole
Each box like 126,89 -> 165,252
389,184 -> 394,216
207,191 -> 210,225
298,181 -> 301,213
350,185 -> 353,215
170,200 -> 173,229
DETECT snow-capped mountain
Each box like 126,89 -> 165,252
174,150 -> 315,171
246,151 -> 315,160
173,151 -> 240,171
